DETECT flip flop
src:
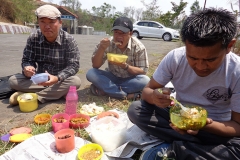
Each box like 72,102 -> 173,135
90,84 -> 106,96
133,92 -> 142,101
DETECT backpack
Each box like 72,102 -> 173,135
0,75 -> 16,100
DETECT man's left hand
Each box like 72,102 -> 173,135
169,118 -> 213,135
38,71 -> 58,86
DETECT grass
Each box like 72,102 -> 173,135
0,52 -> 168,158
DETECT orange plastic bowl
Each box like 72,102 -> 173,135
69,113 -> 90,129
34,113 -> 51,125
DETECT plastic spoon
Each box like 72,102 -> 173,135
170,96 -> 189,113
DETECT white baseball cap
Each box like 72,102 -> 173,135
35,5 -> 61,19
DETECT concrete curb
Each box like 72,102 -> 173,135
0,22 -> 32,34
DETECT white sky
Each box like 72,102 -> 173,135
42,0 -> 238,15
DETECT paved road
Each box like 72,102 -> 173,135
0,34 -> 181,131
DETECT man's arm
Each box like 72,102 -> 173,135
202,111 -> 240,137
92,38 -> 110,68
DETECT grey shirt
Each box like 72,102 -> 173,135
153,47 -> 240,121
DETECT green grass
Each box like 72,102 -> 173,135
0,54 -> 166,158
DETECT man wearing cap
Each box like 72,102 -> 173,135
8,4 -> 81,105
86,17 -> 149,100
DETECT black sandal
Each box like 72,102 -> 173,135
90,84 -> 106,96
133,92 -> 142,101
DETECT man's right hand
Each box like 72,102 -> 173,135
99,38 -> 110,50
23,66 -> 35,77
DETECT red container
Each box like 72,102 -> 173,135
54,129 -> 75,153
69,113 -> 90,129
51,113 -> 69,133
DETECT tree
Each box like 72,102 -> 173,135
158,0 -> 187,28
135,8 -> 143,21
190,0 -> 201,14
141,0 -> 161,20
60,0 -> 81,11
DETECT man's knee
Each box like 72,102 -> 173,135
67,76 -> 81,89
86,68 -> 99,81
8,75 -> 19,90
127,101 -> 141,123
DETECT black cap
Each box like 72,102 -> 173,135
112,17 -> 133,33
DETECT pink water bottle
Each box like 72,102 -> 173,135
65,86 -> 78,115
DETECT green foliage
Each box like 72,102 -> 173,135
158,0 -> 187,29
190,0 -> 202,14
141,0 -> 161,20
0,0 -> 35,24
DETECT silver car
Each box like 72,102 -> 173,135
133,20 -> 180,41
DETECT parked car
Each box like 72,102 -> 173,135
132,20 -> 180,41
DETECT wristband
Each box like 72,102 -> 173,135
124,64 -> 129,70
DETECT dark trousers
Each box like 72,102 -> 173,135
127,100 -> 240,160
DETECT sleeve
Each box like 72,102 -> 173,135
21,35 -> 37,72
57,38 -> 80,81
134,46 -> 149,73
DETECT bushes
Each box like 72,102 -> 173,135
0,0 -> 35,24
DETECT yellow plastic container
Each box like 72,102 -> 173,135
17,93 -> 38,112
107,53 -> 128,63
34,113 -> 51,124
78,143 -> 103,160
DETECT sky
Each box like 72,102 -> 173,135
42,0 -> 238,15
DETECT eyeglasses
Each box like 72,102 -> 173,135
113,31 -> 129,36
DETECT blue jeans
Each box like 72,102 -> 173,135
86,68 -> 150,99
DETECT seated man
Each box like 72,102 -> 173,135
9,4 -> 81,105
127,8 -> 240,160
86,17 -> 150,100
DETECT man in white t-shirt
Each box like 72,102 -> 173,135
128,8 -> 240,160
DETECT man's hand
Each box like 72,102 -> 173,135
108,61 -> 128,69
152,88 -> 171,108
170,118 -> 213,135
99,38 -> 110,50
23,66 -> 35,77
38,71 -> 58,86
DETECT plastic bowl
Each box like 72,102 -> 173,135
170,104 -> 207,130
107,53 -> 128,63
34,113 -> 51,124
30,73 -> 49,84
51,113 -> 70,133
91,116 -> 127,152
69,113 -> 90,129
78,143 -> 103,160
17,93 -> 38,112
54,128 -> 75,153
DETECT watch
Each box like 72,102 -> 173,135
57,76 -> 61,82
124,64 -> 129,70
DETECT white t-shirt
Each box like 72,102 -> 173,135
153,47 -> 240,121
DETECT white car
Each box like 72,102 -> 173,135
132,20 -> 180,41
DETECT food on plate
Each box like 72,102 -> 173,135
54,117 -> 67,123
58,134 -> 71,139
79,149 -> 101,160
70,117 -> 88,124
170,105 -> 207,130
34,113 -> 51,124
18,93 -> 33,101
80,102 -> 104,116
96,111 -> 119,120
